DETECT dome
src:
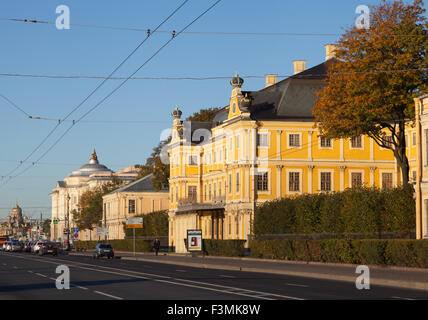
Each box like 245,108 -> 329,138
69,150 -> 113,177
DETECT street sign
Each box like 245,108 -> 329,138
53,219 -> 59,225
126,217 -> 143,229
187,229 -> 202,252
97,227 -> 109,236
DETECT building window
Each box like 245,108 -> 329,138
229,137 -> 233,151
351,172 -> 363,188
232,102 -> 236,114
237,135 -> 240,149
412,132 -> 416,147
381,172 -> 393,189
320,137 -> 331,148
258,133 -> 269,147
256,172 -> 268,191
229,174 -> 232,193
412,170 -> 417,182
209,184 -> 212,201
235,214 -> 239,237
289,172 -> 300,192
289,134 -> 300,147
213,182 -> 217,200
219,181 -> 222,197
320,172 -> 332,191
176,187 -> 178,203
188,186 -> 197,202
204,185 -> 207,201
236,172 -> 240,193
188,155 -> 198,165
351,136 -> 362,148
384,136 -> 393,149
171,187 -> 174,203
128,200 -> 136,214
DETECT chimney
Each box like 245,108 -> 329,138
325,44 -> 337,61
293,60 -> 306,75
265,74 -> 277,88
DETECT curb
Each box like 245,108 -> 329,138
70,252 -> 428,291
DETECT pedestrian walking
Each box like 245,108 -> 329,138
153,238 -> 161,256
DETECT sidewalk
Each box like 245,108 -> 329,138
71,250 -> 428,291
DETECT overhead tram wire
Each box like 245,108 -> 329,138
0,0 -> 190,181
1,68 -> 427,82
0,0 -> 223,189
1,17 -> 426,38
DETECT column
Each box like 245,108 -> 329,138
277,130 -> 282,160
307,165 -> 314,194
370,166 -> 376,187
276,165 -> 283,198
340,138 -> 344,161
340,166 -> 346,191
308,131 -> 313,161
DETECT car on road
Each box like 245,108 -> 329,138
32,241 -> 45,254
23,242 -> 32,252
4,241 -> 12,252
38,242 -> 58,256
9,240 -> 22,252
93,243 -> 114,259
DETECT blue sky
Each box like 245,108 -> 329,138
0,0 -> 426,218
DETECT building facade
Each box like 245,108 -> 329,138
168,45 -> 419,253
415,94 -> 428,239
50,150 -> 138,242
102,174 -> 169,240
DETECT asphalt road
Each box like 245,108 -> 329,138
0,251 -> 427,300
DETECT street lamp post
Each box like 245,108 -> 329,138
66,194 -> 70,251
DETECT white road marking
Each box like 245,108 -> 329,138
35,273 -> 47,278
76,286 -> 89,290
219,275 -> 236,278
28,270 -> 33,273
7,253 -> 304,300
286,283 -> 309,288
391,296 -> 416,300
94,290 -> 123,300
13,266 -> 18,269
175,269 -> 186,272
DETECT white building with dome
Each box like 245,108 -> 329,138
50,150 -> 138,242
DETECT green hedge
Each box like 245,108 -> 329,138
202,240 -> 246,257
250,239 -> 428,268
254,185 -> 415,235
124,210 -> 169,237
74,239 -> 153,252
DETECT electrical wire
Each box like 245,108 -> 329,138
1,17 -> 426,37
0,0 -> 190,181
0,0 -> 223,189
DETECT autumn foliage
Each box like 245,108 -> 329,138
313,0 -> 427,183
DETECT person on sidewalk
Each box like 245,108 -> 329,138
153,238 -> 161,256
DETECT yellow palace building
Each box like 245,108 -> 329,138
168,45 -> 419,253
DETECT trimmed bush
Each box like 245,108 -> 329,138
250,239 -> 428,268
203,240 -> 246,257
74,239 -> 153,252
254,186 -> 415,236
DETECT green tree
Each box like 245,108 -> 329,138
135,107 -> 220,190
313,0 -> 427,184
42,219 -> 51,237
73,177 -> 123,231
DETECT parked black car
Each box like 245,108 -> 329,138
93,243 -> 114,259
38,242 -> 58,256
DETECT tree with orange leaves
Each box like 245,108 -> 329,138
313,0 -> 427,184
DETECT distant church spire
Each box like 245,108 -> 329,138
89,149 -> 99,164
